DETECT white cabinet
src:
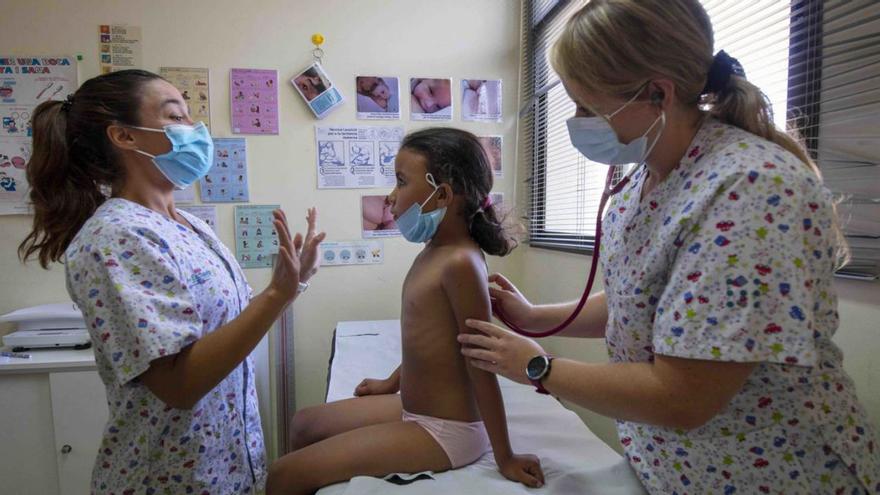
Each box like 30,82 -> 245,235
0,350 -> 106,495
50,371 -> 108,495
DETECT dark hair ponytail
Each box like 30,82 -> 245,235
469,200 -> 516,257
19,69 -> 164,268
400,127 -> 518,257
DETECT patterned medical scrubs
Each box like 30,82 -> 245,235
602,119 -> 879,494
65,198 -> 266,494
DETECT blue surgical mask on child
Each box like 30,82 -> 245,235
129,122 -> 214,189
396,173 -> 447,243
566,87 -> 665,166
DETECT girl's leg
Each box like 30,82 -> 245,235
268,420 -> 452,495
289,394 -> 402,451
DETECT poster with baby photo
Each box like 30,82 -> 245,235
462,79 -> 502,122
477,135 -> 503,177
361,194 -> 399,238
410,78 -> 452,121
356,76 -> 400,120
291,62 -> 344,119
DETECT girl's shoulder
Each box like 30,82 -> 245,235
436,244 -> 487,279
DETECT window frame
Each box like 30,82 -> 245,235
526,0 -> 824,255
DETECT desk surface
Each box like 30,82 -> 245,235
0,346 -> 96,374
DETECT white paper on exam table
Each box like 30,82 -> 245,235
320,320 -> 646,495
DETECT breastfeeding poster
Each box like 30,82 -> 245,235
230,68 -> 279,134
160,67 -> 211,131
461,79 -> 502,122
315,125 -> 404,189
0,55 -> 77,214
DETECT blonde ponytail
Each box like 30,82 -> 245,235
710,75 -> 820,177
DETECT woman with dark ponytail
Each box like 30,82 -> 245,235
19,69 -> 326,494
266,127 -> 542,495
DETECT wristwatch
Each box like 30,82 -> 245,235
297,281 -> 310,294
526,354 -> 554,395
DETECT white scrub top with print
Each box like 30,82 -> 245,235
65,198 -> 266,494
601,119 -> 879,494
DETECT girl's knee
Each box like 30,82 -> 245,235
267,453 -> 322,495
289,405 -> 326,450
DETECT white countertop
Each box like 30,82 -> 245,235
0,346 -> 97,374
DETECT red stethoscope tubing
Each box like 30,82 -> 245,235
492,165 -> 633,338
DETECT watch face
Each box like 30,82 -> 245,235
526,355 -> 547,380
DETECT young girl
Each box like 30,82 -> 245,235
267,128 -> 544,494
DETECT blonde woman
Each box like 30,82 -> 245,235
458,1 -> 879,493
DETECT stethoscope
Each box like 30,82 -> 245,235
493,162 -> 642,338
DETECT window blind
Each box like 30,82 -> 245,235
521,0 -> 878,276
811,1 -> 880,280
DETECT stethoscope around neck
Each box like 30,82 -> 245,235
493,163 -> 641,338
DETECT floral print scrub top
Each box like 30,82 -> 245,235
602,119 -> 879,494
65,198 -> 266,494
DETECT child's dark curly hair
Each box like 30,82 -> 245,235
400,127 -> 517,256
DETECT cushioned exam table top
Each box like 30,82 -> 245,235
320,319 -> 646,494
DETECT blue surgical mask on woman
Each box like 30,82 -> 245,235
566,86 -> 665,166
129,122 -> 214,189
396,173 -> 447,243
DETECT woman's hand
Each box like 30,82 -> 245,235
497,453 -> 545,488
267,209 -> 302,303
458,319 -> 547,385
488,273 -> 536,329
353,377 -> 399,397
296,208 -> 326,284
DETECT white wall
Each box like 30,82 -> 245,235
0,0 -> 523,453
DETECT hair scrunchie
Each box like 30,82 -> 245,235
61,93 -> 75,112
702,50 -> 746,95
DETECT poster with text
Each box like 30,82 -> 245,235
291,62 -> 344,119
316,125 -> 404,189
356,76 -> 400,120
160,67 -> 211,131
179,205 -> 218,232
235,204 -> 280,268
0,55 -> 77,214
99,24 -> 142,74
462,79 -> 502,122
230,69 -> 279,134
173,187 -> 196,204
201,138 -> 249,202
410,78 -> 452,121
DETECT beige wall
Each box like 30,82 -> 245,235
0,0 -> 523,443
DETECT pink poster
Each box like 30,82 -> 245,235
230,68 -> 279,134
